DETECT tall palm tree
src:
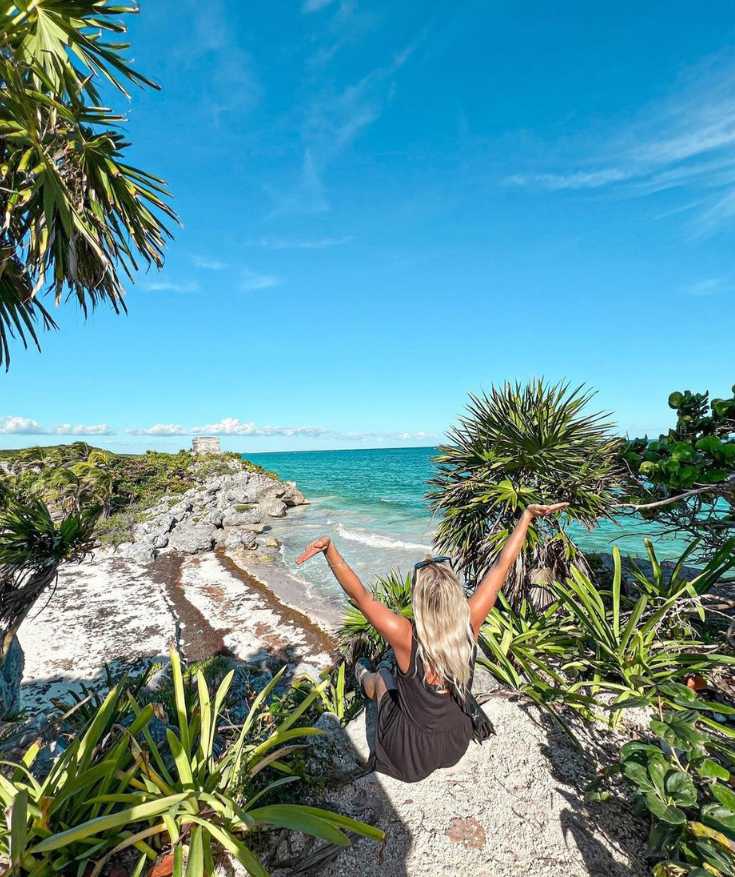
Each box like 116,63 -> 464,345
429,380 -> 623,605
0,1 -> 177,367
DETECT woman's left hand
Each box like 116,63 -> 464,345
524,502 -> 569,519
296,536 -> 331,565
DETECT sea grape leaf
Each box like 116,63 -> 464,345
645,793 -> 686,825
712,784 -> 735,812
697,759 -> 730,781
664,770 -> 697,807
701,803 -> 735,839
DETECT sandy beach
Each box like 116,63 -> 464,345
18,546 -> 337,718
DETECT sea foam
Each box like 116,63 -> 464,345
336,522 -> 432,552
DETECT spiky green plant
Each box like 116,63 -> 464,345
429,380 -> 623,604
0,490 -> 99,664
337,570 -> 413,663
0,647 -> 384,875
0,1 -> 177,368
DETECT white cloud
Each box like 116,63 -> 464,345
0,416 -> 47,435
142,279 -> 199,293
271,38 -> 420,216
250,235 -> 352,250
127,418 -> 439,444
184,0 -> 260,121
686,277 -> 731,296
193,256 -> 228,271
240,269 -> 281,291
504,169 -> 631,191
53,424 -> 114,436
127,424 -> 189,436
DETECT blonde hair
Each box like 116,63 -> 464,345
412,561 -> 474,699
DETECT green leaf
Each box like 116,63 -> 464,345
29,793 -> 191,853
712,784 -> 735,812
9,788 -> 28,865
185,826 -> 204,877
664,770 -> 697,807
698,759 -> 730,781
644,793 -> 686,825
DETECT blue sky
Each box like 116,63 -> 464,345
2,0 -> 735,452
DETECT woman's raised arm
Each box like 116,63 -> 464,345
468,503 -> 569,637
296,537 -> 412,667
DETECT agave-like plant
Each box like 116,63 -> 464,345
429,380 -> 623,605
338,570 -> 413,663
0,646 -> 384,875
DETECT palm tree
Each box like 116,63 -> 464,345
0,486 -> 98,717
0,2 -> 177,368
429,380 -> 623,605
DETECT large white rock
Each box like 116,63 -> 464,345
168,520 -> 215,554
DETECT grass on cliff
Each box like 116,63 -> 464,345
0,442 -> 278,545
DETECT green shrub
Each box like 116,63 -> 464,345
0,647 -> 383,875
592,685 -> 735,875
475,539 -> 735,727
621,383 -> 735,556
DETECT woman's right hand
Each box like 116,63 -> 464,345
296,536 -> 331,565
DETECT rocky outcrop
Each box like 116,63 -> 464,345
112,468 -> 307,564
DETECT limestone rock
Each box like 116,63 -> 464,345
152,532 -> 169,550
207,508 -> 224,527
282,481 -> 308,506
222,507 -> 261,528
263,499 -> 287,518
223,529 -> 258,551
168,520 -> 215,554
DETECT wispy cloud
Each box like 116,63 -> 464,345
686,277 -> 732,296
182,0 -> 260,124
0,417 -> 114,435
193,256 -> 228,271
271,36 -> 420,216
504,54 -> 735,233
127,424 -> 189,437
53,424 -> 114,436
240,268 -> 281,291
128,418 -> 439,444
129,419 -> 328,438
142,279 -> 199,293
249,235 -> 352,250
505,169 -> 632,191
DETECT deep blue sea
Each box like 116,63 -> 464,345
247,447 -> 688,599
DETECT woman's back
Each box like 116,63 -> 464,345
372,630 -> 473,782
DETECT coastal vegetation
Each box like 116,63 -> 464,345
340,379 -> 735,876
620,384 -> 735,555
429,380 -> 623,605
0,1 -> 176,368
0,647 -> 382,875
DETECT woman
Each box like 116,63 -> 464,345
296,501 -> 568,783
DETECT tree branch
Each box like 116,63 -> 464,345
614,482 -> 731,512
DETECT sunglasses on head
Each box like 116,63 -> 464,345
413,555 -> 453,573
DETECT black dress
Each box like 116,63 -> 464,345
371,630 -> 474,783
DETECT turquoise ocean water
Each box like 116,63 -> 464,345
247,447 -> 688,600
